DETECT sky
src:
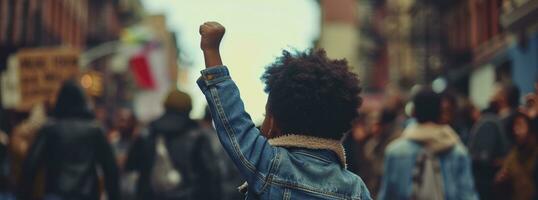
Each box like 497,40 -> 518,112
141,0 -> 321,123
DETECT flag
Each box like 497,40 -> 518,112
129,53 -> 155,89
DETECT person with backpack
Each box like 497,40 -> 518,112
125,90 -> 221,200
378,88 -> 478,200
198,22 -> 371,199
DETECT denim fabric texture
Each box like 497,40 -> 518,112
197,66 -> 372,200
378,139 -> 479,200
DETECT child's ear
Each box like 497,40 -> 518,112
269,117 -> 283,138
261,115 -> 281,138
260,115 -> 272,138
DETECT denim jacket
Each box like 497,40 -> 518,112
197,66 -> 372,200
378,124 -> 479,200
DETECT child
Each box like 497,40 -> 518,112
198,22 -> 371,200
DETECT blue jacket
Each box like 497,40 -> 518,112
197,66 -> 372,200
378,123 -> 478,200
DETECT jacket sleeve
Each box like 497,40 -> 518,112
95,127 -> 121,200
19,127 -> 48,199
457,152 -> 479,200
378,152 -> 395,200
197,66 -> 276,193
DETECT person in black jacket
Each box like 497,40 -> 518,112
19,80 -> 119,200
199,106 -> 244,200
125,90 -> 221,200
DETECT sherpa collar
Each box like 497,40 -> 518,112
402,123 -> 460,153
237,134 -> 347,194
268,134 -> 347,168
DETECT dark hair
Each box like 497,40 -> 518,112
441,91 -> 457,107
379,108 -> 397,125
53,80 -> 94,119
261,49 -> 362,139
413,88 -> 441,123
509,112 -> 537,138
532,118 -> 538,140
503,84 -> 521,109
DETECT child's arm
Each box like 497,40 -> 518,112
198,22 -> 276,192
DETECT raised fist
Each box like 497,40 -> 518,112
199,22 -> 225,51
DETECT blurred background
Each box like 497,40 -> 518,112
0,0 -> 537,126
0,0 -> 537,199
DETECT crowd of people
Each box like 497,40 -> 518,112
0,21 -> 536,200
0,80 -> 243,200
344,82 -> 538,200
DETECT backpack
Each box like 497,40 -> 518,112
150,134 -> 183,193
411,149 -> 445,200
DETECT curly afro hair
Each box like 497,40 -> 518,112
262,49 -> 362,140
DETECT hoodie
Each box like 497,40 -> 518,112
402,123 -> 460,154
378,123 -> 478,200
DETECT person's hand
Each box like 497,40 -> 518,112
199,22 -> 225,68
199,22 -> 225,52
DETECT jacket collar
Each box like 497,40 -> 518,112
237,134 -> 348,194
402,123 -> 460,153
268,134 -> 347,168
